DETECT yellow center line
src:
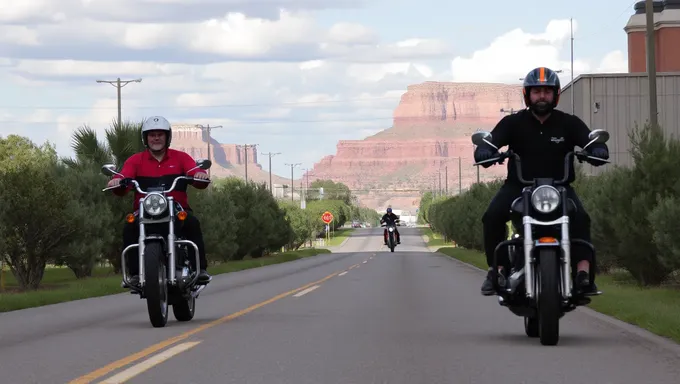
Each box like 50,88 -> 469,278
68,270 -> 341,384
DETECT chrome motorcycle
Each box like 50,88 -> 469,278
472,129 -> 610,345
101,159 -> 212,328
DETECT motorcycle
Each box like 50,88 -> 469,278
381,219 -> 400,252
472,129 -> 610,346
101,159 -> 213,328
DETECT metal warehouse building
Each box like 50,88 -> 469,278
557,0 -> 680,175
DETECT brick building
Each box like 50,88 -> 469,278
558,0 -> 680,174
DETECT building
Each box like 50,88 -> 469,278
558,0 -> 680,175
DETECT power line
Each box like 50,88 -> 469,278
95,78 -> 142,125
195,124 -> 222,178
0,112 -> 529,125
236,144 -> 258,181
573,1 -> 637,40
0,96 -> 403,110
262,151 -> 282,193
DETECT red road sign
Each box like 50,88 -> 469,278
322,211 -> 334,224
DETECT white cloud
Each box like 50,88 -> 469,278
328,22 -> 378,45
0,12 -> 630,177
597,51 -> 628,73
0,0 -> 365,23
450,19 -> 627,83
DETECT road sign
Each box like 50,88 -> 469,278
322,211 -> 334,224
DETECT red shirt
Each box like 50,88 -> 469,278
112,148 -> 209,212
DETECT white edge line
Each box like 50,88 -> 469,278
292,285 -> 320,297
362,260 -> 367,264
99,341 -> 202,384
338,271 -> 348,276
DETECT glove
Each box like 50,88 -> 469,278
587,147 -> 609,166
474,147 -> 498,168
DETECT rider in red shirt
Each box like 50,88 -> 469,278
107,116 -> 212,285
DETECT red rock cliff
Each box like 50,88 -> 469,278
304,81 -> 525,209
172,124 -> 287,185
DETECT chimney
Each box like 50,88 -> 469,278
625,1 -> 680,72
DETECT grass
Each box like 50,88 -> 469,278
326,227 -> 355,246
436,246 -> 680,344
0,248 -> 331,313
419,227 -> 454,247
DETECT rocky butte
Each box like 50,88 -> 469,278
172,124 -> 288,185
303,81 -> 525,210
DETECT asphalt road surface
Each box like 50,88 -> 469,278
2,227 -> 680,384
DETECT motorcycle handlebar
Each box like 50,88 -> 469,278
473,150 -> 610,186
101,175 -> 210,194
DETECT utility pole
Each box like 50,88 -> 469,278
237,144 -> 258,182
646,0 -> 658,129
196,124 -> 222,178
445,165 -> 448,195
458,157 -> 462,194
285,163 -> 301,202
570,18 -> 575,114
438,168 -> 441,195
95,77 -> 142,126
303,168 -> 315,199
261,151 -> 281,192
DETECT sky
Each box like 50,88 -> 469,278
0,0 -> 636,178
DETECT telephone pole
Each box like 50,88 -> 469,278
303,168 -> 316,200
646,0 -> 658,128
570,18 -> 575,114
261,151 -> 281,192
285,162 -> 301,202
95,77 -> 142,126
237,144 -> 258,182
196,124 -> 222,178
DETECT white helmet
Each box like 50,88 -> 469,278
141,116 -> 172,148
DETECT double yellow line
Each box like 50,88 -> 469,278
68,269 -> 344,383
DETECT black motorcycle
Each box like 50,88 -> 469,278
101,159 -> 212,328
381,219 -> 400,252
472,129 -> 610,346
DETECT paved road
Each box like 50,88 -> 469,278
1,227 -> 680,383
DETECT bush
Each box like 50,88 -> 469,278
425,122 -> 680,286
0,129 -> 370,291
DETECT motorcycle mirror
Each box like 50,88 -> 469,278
195,159 -> 212,170
471,130 -> 498,150
588,129 -> 609,143
101,164 -> 118,177
582,129 -> 610,150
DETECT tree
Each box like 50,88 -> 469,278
307,179 -> 353,205
61,119 -> 146,273
0,136 -> 80,289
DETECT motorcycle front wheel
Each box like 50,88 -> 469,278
144,242 -> 169,328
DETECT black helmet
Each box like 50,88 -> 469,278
522,67 -> 561,116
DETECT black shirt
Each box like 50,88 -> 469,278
482,109 -> 608,185
382,213 -> 399,225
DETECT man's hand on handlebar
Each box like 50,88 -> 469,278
107,178 -> 122,188
193,171 -> 209,180
473,147 -> 500,168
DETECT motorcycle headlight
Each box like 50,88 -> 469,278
143,193 -> 168,216
388,227 -> 394,232
530,185 -> 560,214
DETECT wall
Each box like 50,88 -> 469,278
558,73 -> 680,175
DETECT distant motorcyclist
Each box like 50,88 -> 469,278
106,116 -> 212,286
474,66 -> 609,296
380,208 -> 401,244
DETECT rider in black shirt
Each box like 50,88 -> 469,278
474,66 -> 609,296
381,208 -> 401,244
